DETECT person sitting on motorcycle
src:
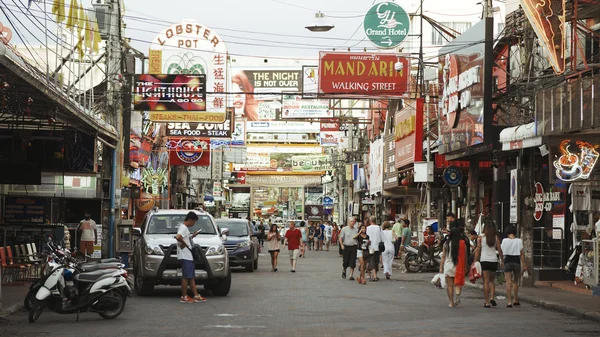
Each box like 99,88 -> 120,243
419,226 -> 437,265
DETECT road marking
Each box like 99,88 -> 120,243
205,325 -> 267,329
214,313 -> 272,317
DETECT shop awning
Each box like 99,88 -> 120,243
499,122 -> 542,151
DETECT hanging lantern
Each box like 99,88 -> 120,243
401,177 -> 410,186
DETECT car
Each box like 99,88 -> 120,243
214,218 -> 259,272
132,209 -> 231,297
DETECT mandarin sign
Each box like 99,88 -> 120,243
318,52 -> 409,97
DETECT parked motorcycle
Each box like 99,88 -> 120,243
28,240 -> 131,323
404,245 -> 442,273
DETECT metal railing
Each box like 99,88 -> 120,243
533,227 -> 564,270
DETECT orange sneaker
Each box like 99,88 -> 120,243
180,296 -> 195,303
193,295 -> 207,303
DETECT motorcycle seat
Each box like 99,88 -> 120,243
79,263 -> 121,272
100,258 -> 120,263
75,270 -> 117,283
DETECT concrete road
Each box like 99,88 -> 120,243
2,249 -> 600,337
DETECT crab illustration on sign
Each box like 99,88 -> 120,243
141,166 -> 168,195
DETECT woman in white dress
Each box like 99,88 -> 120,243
381,221 -> 398,280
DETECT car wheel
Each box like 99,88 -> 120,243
210,268 -> 231,296
134,264 -> 154,296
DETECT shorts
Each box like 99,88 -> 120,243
180,259 -> 195,279
481,261 -> 498,272
324,237 -> 330,244
314,237 -> 319,243
288,249 -> 299,260
368,251 -> 381,271
268,249 -> 280,254
80,240 -> 94,255
504,262 -> 521,273
357,250 -> 363,258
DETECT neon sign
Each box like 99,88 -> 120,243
166,139 -> 209,165
553,140 -> 599,181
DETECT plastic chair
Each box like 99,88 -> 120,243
0,247 -> 24,284
26,243 -> 43,277
7,246 -> 32,280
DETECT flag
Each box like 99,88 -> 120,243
77,2 -> 84,35
52,0 -> 65,23
84,16 -> 92,50
75,38 -> 84,59
65,0 -> 78,31
92,19 -> 101,53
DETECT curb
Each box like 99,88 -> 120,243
0,302 -> 24,320
463,282 -> 600,324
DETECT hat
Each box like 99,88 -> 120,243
446,212 -> 455,218
469,230 -> 478,236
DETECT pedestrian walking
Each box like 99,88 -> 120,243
338,223 -> 345,257
300,221 -> 308,258
366,216 -> 382,281
398,219 -> 412,260
381,221 -> 397,279
314,223 -> 323,251
267,224 -> 281,272
475,221 -> 504,308
77,212 -> 97,256
392,219 -> 403,258
501,225 -> 527,307
307,222 -> 315,251
339,217 -> 358,281
355,224 -> 370,285
331,223 -> 339,246
257,221 -> 266,247
175,211 -> 206,303
439,227 -> 467,307
284,220 -> 302,272
324,221 -> 333,252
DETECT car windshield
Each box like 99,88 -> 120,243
216,220 -> 248,237
146,214 -> 216,235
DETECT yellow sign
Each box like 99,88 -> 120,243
149,111 -> 227,123
394,115 -> 415,141
148,49 -> 162,74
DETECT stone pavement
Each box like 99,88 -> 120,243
392,259 -> 600,323
0,250 -> 599,337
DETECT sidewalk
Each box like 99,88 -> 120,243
0,283 -> 30,319
392,260 -> 600,323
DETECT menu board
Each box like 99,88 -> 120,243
4,197 -> 45,224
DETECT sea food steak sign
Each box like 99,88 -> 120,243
533,182 -> 561,221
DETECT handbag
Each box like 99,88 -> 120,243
468,261 -> 482,284
187,244 -> 201,261
378,242 -> 386,253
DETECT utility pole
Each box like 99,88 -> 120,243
106,0 -> 124,258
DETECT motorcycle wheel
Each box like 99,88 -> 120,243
98,290 -> 126,320
405,254 -> 422,273
28,301 -> 42,323
24,291 -> 35,311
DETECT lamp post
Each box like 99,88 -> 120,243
305,12 -> 335,32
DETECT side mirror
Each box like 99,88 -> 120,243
221,228 -> 229,241
132,228 -> 142,236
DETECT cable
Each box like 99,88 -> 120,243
0,3 -> 44,69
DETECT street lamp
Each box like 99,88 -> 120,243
305,12 -> 334,32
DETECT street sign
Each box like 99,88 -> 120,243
363,2 -> 410,48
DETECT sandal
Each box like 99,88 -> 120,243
490,300 -> 497,307
342,270 -> 346,279
513,302 -> 521,306
356,277 -> 362,284
483,304 -> 491,308
506,304 -> 513,308
362,279 -> 367,285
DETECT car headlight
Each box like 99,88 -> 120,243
237,241 -> 250,248
205,244 -> 225,256
144,244 -> 164,256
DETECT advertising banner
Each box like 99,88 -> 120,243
149,20 -> 228,119
4,197 -> 45,224
319,131 -> 347,147
438,20 -> 485,154
246,121 -> 320,133
318,52 -> 409,97
369,138 -> 384,195
291,155 -> 333,172
510,169 -> 518,223
383,134 -> 397,189
394,100 -> 424,168
320,118 -> 340,131
302,65 -> 319,97
281,95 -> 331,119
235,152 -> 317,172
166,138 -> 210,166
231,69 -> 302,121
166,109 -> 232,138
133,74 -> 206,111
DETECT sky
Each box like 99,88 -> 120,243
122,0 -> 485,59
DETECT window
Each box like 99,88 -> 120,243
431,22 -> 472,45
146,214 -> 216,235
216,220 -> 249,237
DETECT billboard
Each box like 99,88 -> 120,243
166,138 -> 210,166
291,155 -> 333,172
318,52 -> 409,97
394,99 -> 424,168
319,131 -> 347,147
165,109 -> 233,138
133,74 -> 206,111
231,69 -> 302,121
149,20 -> 228,119
369,138 -> 384,195
281,95 -> 331,119
438,20 -> 485,154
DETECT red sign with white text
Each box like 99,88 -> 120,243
318,52 -> 409,97
167,138 -> 210,166
320,118 -> 340,131
394,99 -> 424,168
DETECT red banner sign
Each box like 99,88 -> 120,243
318,52 -> 409,97
394,98 -> 424,168
167,138 -> 210,166
320,118 -> 340,131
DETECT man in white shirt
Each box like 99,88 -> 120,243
366,215 -> 382,281
324,222 -> 333,252
77,213 -> 97,256
175,211 -> 206,303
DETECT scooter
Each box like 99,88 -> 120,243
404,245 -> 442,273
28,242 -> 131,323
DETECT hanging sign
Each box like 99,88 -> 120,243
509,169 -> 518,223
133,74 -> 206,111
554,140 -> 600,182
167,138 -> 210,166
443,166 -> 463,187
363,2 -> 411,48
533,182 -> 561,221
